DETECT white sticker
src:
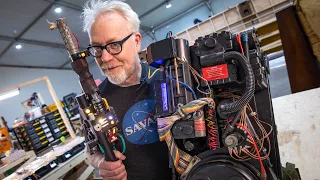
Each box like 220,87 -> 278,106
44,128 -> 50,133
40,119 -> 46,124
48,137 -> 54,142
42,124 -> 48,129
54,128 -> 60,133
47,133 -> 52,137
50,162 -> 57,168
65,153 -> 71,158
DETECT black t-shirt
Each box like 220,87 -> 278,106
98,63 -> 172,180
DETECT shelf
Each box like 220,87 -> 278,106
198,19 -> 215,38
251,0 -> 272,13
229,21 -> 246,34
224,7 -> 242,24
174,0 -> 292,43
212,14 -> 228,31
188,26 -> 202,42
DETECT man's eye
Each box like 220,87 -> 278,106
109,43 -> 119,48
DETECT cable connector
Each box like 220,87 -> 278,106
236,34 -> 244,55
241,32 -> 248,42
250,111 -> 257,116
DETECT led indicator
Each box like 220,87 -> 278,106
161,83 -> 168,111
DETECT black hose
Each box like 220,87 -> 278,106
230,110 -> 242,127
222,110 -> 242,139
218,51 -> 255,113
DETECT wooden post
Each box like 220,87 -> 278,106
44,77 -> 76,138
0,77 -> 47,94
276,6 -> 320,93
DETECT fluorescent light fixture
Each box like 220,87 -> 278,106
166,3 -> 172,8
15,44 -> 22,49
55,7 -> 62,13
0,89 -> 20,101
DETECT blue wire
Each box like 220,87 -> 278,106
113,133 -> 126,154
166,74 -> 197,99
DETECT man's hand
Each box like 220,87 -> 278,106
99,150 -> 127,180
85,149 -> 127,180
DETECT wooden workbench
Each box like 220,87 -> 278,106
0,151 -> 36,179
40,149 -> 94,180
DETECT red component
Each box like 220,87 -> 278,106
236,34 -> 244,55
207,129 -> 219,150
202,64 -> 229,81
194,120 -> 206,131
107,132 -> 118,143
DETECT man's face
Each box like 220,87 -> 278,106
89,12 -> 141,85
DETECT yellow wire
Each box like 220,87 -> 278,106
103,98 -> 110,110
148,67 -> 160,79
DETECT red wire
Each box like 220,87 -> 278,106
236,34 -> 244,55
207,129 -> 219,149
206,108 -> 219,150
72,32 -> 80,49
236,124 -> 266,180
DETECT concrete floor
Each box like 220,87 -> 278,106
268,56 -> 292,98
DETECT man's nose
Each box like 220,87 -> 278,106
101,49 -> 113,62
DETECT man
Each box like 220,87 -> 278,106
81,0 -> 172,179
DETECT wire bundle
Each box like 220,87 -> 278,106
205,107 -> 220,150
176,57 -> 212,96
227,104 -> 272,180
157,98 -> 215,174
217,89 -> 271,180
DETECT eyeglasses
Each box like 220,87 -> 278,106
87,33 -> 133,57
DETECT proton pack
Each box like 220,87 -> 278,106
147,29 -> 282,180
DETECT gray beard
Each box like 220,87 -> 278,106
101,61 -> 140,86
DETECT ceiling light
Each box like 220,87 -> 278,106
15,44 -> 22,49
55,7 -> 62,13
166,3 -> 172,9
0,89 -> 20,101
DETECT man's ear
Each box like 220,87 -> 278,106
135,32 -> 142,52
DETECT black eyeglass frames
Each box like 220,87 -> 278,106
87,33 -> 133,57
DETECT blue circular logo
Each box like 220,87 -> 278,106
122,100 -> 159,145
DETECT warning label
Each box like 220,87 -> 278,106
202,64 -> 229,81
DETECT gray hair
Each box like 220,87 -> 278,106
81,0 -> 140,33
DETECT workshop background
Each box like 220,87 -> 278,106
0,0 -> 319,179
0,0 -> 291,127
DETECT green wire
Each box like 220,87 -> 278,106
113,133 -> 126,154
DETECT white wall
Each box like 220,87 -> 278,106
0,67 -> 82,127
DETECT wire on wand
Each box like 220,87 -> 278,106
72,32 -> 80,49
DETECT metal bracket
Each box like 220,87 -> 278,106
180,156 -> 201,180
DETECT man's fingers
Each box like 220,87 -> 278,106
114,150 -> 126,160
99,159 -> 122,170
105,164 -> 125,177
108,170 -> 127,180
99,164 -> 126,179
